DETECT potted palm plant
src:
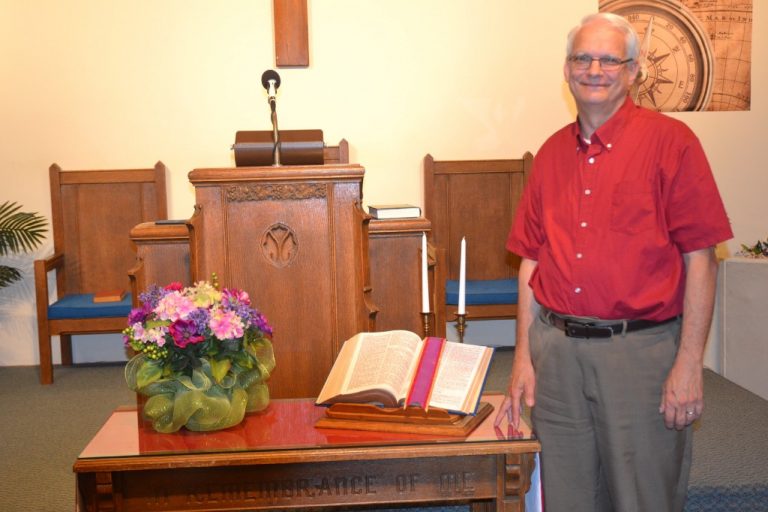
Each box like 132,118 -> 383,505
0,201 -> 47,289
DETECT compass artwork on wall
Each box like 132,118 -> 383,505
600,0 -> 753,112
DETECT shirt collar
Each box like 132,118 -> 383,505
573,95 -> 636,151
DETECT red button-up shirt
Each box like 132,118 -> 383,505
507,97 -> 732,321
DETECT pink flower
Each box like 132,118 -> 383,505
131,323 -> 168,347
209,309 -> 244,340
130,323 -> 146,340
164,282 -> 184,292
222,288 -> 250,307
147,328 -> 168,347
155,292 -> 196,322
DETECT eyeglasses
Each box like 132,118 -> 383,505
567,54 -> 634,71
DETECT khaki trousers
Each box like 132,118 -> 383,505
529,314 -> 692,512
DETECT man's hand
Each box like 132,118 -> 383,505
494,354 -> 536,430
660,358 -> 703,430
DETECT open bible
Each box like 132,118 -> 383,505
316,330 -> 494,415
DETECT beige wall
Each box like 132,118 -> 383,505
1,0 -> 765,366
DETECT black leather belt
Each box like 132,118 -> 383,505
541,308 -> 680,339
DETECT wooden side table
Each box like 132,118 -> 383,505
74,394 -> 539,511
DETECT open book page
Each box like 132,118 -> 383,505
427,342 -> 494,413
340,330 -> 424,402
316,334 -> 360,405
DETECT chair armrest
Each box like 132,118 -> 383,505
33,252 -> 64,318
127,257 -> 146,308
37,252 -> 64,272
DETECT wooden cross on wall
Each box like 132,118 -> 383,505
273,0 -> 309,67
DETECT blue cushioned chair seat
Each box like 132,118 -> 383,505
47,293 -> 133,320
446,278 -> 518,305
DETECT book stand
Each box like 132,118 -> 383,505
315,401 -> 493,436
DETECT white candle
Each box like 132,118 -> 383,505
421,233 -> 430,313
458,237 -> 466,315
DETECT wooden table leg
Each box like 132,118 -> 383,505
489,452 -> 537,512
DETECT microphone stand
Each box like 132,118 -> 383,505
268,94 -> 281,167
261,70 -> 282,166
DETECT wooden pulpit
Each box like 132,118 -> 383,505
186,164 -> 376,399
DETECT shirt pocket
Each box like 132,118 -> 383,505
610,181 -> 656,235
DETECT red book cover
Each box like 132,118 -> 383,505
405,337 -> 445,408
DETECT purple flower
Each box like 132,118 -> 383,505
127,306 -> 148,326
253,312 -> 273,336
169,319 -> 205,348
187,308 -> 210,335
138,284 -> 167,311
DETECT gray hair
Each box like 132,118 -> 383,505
566,12 -> 640,60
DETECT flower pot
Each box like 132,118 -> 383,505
125,338 -> 275,434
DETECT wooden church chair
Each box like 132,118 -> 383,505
423,152 -> 533,324
322,138 -> 349,165
34,162 -> 167,384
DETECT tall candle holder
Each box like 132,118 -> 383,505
421,312 -> 431,338
454,312 -> 467,343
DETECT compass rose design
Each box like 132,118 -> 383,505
601,0 -> 714,111
640,48 -> 674,108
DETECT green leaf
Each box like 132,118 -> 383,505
0,266 -> 22,288
232,350 -> 254,370
209,358 -> 232,383
220,339 -> 240,357
739,237 -> 768,258
144,319 -> 170,329
136,359 -> 164,389
0,201 -> 47,256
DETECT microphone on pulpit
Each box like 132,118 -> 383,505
261,69 -> 282,166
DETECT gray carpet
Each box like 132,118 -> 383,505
1,350 -> 767,511
0,364 -> 135,512
685,369 -> 768,511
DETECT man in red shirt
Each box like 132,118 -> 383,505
494,12 -> 732,512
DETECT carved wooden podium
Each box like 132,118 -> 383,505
186,164 -> 376,399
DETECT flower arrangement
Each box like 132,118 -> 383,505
736,236 -> 768,259
123,278 -> 275,433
